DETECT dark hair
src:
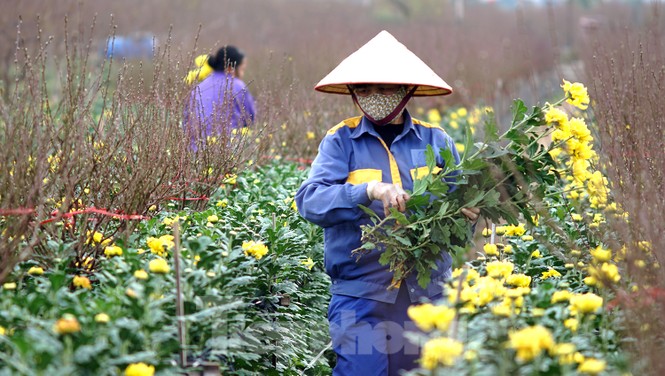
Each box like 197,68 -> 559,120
208,45 -> 245,71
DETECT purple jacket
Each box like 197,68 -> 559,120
184,72 -> 256,146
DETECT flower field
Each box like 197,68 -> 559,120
1,1 -> 664,375
1,163 -> 333,375
1,80 -> 657,375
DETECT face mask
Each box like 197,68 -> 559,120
355,86 -> 408,124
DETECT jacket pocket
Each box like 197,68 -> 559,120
410,166 -> 442,180
347,168 -> 382,185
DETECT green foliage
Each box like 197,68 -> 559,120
0,162 -> 331,375
354,98 -> 561,289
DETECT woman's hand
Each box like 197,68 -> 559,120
461,207 -> 480,223
367,181 -> 411,217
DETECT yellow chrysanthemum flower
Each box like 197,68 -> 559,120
73,276 -> 92,290
508,325 -> 554,362
551,343 -> 577,364
589,245 -> 611,263
146,235 -> 175,257
125,362 -> 155,376
483,243 -> 499,256
544,106 -> 568,126
577,358 -> 606,375
541,268 -> 562,279
566,139 -> 595,161
134,269 -> 149,280
242,240 -> 269,260
491,303 -> 514,317
408,303 -> 456,332
185,55 -> 213,85
472,276 -> 508,306
451,268 -> 480,283
564,318 -> 578,332
587,262 -> 621,286
223,173 -> 237,185
569,293 -> 603,314
504,223 -> 526,237
427,108 -> 441,124
421,337 -> 464,369
149,258 -> 171,274
86,230 -> 104,244
162,215 -> 180,227
53,314 -> 81,335
551,290 -> 572,303
549,147 -> 563,160
568,117 -> 593,143
506,273 -> 531,288
104,245 -> 123,257
561,79 -> 590,110
486,261 -> 514,279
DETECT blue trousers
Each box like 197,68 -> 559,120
328,285 -> 425,376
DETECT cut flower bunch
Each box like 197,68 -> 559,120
353,80 -> 591,289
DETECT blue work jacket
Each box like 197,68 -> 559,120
295,110 -> 460,304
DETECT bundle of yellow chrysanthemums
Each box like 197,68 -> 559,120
546,80 -> 610,209
184,54 -> 213,85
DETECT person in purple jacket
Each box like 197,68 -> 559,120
184,45 -> 256,150
295,31 -> 479,375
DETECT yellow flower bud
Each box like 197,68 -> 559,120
54,314 -> 81,335
28,266 -> 44,276
95,313 -> 110,323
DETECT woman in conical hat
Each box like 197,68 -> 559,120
295,31 -> 479,375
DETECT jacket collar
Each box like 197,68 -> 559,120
350,109 -> 423,141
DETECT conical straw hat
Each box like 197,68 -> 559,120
315,30 -> 452,96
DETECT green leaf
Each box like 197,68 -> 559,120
436,201 -> 451,216
393,235 -> 412,247
417,270 -> 431,289
429,181 -> 451,196
406,195 -> 430,209
482,110 -> 499,143
425,144 -> 437,172
460,158 -> 488,173
361,242 -> 376,250
482,189 -> 501,208
463,189 -> 486,208
378,248 -> 393,265
506,129 -> 530,145
439,148 -> 456,171
411,176 -> 428,196
358,204 -> 379,219
431,223 -> 451,244
511,99 -> 528,126
389,208 -> 409,225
